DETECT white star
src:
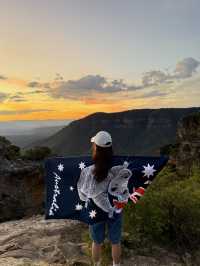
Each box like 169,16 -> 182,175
123,161 -> 129,168
89,209 -> 97,219
79,161 -> 86,170
75,203 -> 83,211
69,186 -> 74,191
58,163 -> 64,172
142,163 -> 156,178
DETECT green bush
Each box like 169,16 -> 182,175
81,164 -> 200,258
22,146 -> 52,161
0,136 -> 21,160
5,144 -> 21,160
123,164 -> 200,250
0,136 -> 11,145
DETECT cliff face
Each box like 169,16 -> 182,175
175,111 -> 200,174
0,139 -> 44,222
29,107 -> 200,156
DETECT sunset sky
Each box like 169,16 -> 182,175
0,0 -> 200,121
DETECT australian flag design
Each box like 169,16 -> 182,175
44,155 -> 169,225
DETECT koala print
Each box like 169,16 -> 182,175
77,164 -> 132,218
108,165 -> 132,213
108,166 -> 132,201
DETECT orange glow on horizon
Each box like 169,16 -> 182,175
1,87 -> 143,121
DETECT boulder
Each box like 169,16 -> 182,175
0,158 -> 44,222
0,215 -> 90,266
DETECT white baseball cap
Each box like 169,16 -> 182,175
90,130 -> 112,147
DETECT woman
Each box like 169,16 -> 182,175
78,130 -> 123,266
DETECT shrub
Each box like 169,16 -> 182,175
0,136 -> 11,145
123,164 -> 200,251
5,144 -> 21,160
22,146 -> 52,161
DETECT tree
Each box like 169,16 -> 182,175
22,146 -> 52,161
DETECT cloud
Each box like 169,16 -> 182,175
0,92 -> 9,102
28,89 -> 47,94
27,81 -> 52,90
26,75 -> 137,98
138,90 -> 168,98
20,90 -> 47,95
8,94 -> 27,102
45,75 -> 132,99
0,109 -> 54,115
174,57 -> 200,79
54,73 -> 64,81
142,70 -> 170,86
27,81 -> 43,88
0,75 -> 7,80
64,75 -> 106,91
141,57 -> 200,87
2,91 -> 46,103
23,57 -> 199,101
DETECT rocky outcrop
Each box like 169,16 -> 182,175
174,111 -> 200,174
0,215 -> 90,266
0,137 -> 11,159
0,215 -> 190,266
0,158 -> 44,222
0,137 -> 44,222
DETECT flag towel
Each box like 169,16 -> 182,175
44,155 -> 169,224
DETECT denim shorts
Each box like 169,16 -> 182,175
89,212 -> 123,244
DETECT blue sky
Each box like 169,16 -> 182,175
0,0 -> 199,121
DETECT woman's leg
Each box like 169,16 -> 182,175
111,243 -> 121,265
91,241 -> 103,264
89,222 -> 105,265
107,213 -> 123,266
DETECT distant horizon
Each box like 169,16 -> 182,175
0,119 -> 72,136
0,119 -> 72,123
0,105 -> 200,123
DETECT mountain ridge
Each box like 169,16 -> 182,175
29,107 -> 200,156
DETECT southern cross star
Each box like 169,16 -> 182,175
142,163 -> 156,178
57,163 -> 64,172
89,209 -> 97,219
79,161 -> 86,170
69,186 -> 74,191
75,203 -> 83,211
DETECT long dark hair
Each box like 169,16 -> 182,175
92,143 -> 113,183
